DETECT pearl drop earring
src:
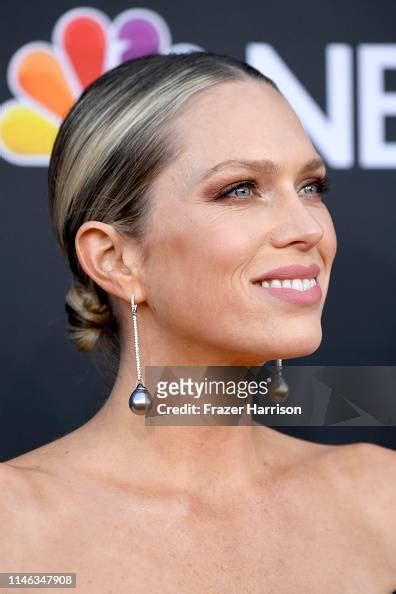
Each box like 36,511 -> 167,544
128,294 -> 153,415
268,359 -> 289,403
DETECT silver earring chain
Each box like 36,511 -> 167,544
130,294 -> 143,384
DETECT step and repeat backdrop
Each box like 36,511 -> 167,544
1,0 -> 395,458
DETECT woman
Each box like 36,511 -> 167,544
1,51 -> 395,593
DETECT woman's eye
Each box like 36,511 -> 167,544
302,183 -> 320,195
214,175 -> 330,202
215,181 -> 257,201
300,176 -> 330,198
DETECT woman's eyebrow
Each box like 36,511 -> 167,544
198,157 -> 327,182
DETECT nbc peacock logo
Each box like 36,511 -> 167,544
0,7 -> 202,166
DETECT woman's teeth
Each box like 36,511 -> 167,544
260,278 -> 317,291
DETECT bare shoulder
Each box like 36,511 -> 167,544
0,436 -> 79,522
0,461 -> 39,563
325,441 -> 396,492
1,421 -> 93,490
323,442 -> 396,567
0,439 -> 85,565
0,460 -> 35,507
0,458 -> 49,517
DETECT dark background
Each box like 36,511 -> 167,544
1,0 -> 395,460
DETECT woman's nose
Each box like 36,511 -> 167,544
269,194 -> 325,250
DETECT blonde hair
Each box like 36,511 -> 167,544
47,51 -> 279,374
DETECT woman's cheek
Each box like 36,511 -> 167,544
189,216 -> 261,266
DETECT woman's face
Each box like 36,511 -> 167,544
140,79 -> 337,365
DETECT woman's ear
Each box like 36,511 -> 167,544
75,221 -> 146,304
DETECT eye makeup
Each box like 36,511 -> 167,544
211,174 -> 330,202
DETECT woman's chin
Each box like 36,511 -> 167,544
268,330 -> 323,361
240,327 -> 323,363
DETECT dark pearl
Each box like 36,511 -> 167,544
268,374 -> 289,404
128,383 -> 153,415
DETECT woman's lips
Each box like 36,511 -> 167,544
251,263 -> 321,283
251,279 -> 322,304
250,262 -> 323,304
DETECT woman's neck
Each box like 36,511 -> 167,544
66,357 -> 303,504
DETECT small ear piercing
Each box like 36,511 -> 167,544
268,359 -> 289,403
128,294 -> 153,415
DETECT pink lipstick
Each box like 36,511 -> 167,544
251,263 -> 322,304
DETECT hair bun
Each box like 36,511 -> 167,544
65,281 -> 113,352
